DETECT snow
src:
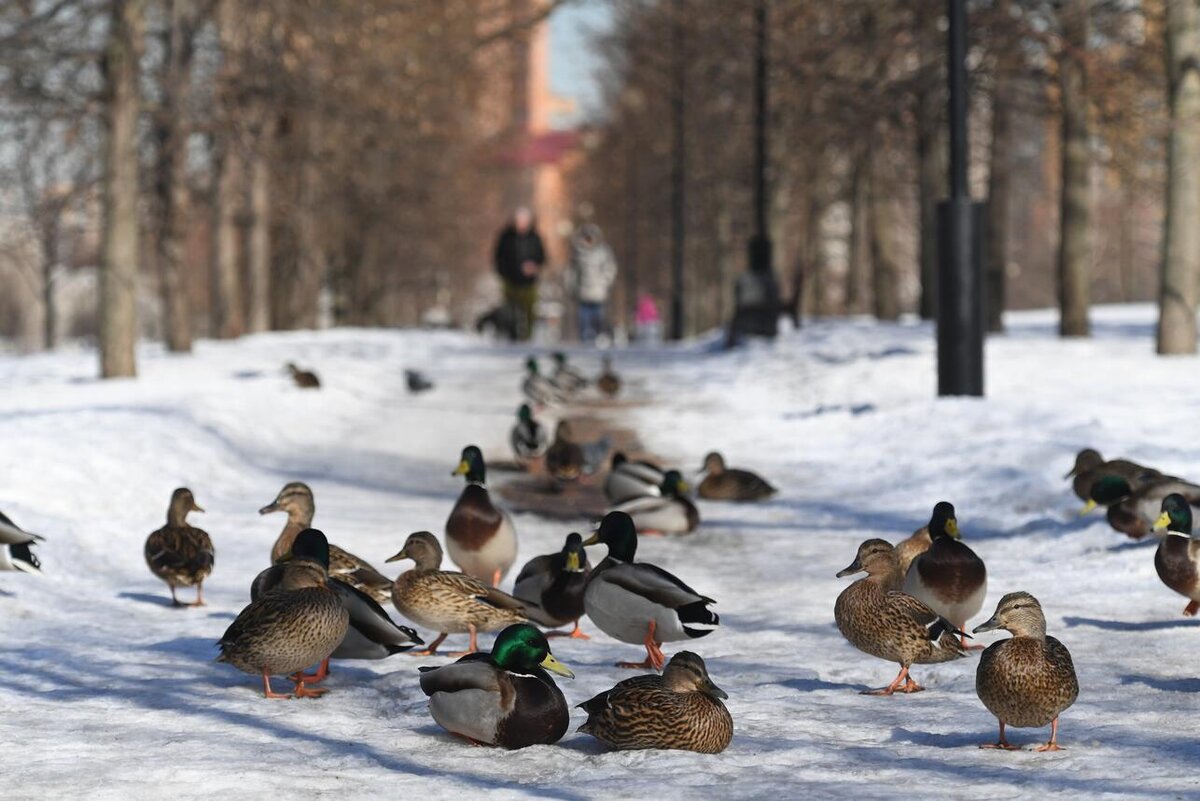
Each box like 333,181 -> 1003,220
3,303 -> 1200,799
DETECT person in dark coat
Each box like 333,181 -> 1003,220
493,207 -> 546,341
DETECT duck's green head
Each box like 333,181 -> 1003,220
292,528 -> 331,570
660,470 -> 690,498
611,452 -> 628,469
517,404 -> 534,423
561,532 -> 587,572
453,445 -> 486,484
1156,493 -> 1193,535
491,623 -> 574,678
928,501 -> 959,540
1082,475 -> 1132,514
583,511 -> 638,561
552,351 -> 567,367
525,357 -> 539,375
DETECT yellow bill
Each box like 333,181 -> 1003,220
946,518 -> 960,539
1079,499 -> 1098,516
582,532 -> 600,546
452,460 -> 470,476
540,653 -> 574,678
1155,512 -> 1171,531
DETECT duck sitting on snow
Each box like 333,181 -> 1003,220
286,362 -> 320,389
510,404 -> 548,467
446,446 -> 517,587
604,452 -> 664,504
609,470 -> 699,535
0,509 -> 42,574
1153,493 -> 1200,616
522,357 -> 566,406
549,351 -> 587,394
513,532 -> 592,639
144,487 -> 213,607
1083,475 -> 1200,540
696,451 -> 777,501
1065,448 -> 1160,502
596,356 -> 621,398
902,502 -> 987,648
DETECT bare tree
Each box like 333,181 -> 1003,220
1057,0 -> 1092,338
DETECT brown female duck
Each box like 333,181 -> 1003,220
144,487 -> 213,606
697,452 -> 776,501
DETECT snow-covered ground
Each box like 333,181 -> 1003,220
3,304 -> 1199,799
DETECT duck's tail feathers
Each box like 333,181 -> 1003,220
10,543 -> 41,574
678,600 -> 719,638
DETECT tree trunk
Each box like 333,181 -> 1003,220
1057,0 -> 1092,338
99,0 -> 144,378
845,147 -> 869,313
986,52 -> 1013,333
869,145 -> 901,321
155,0 -> 194,353
1159,0 -> 1200,354
211,136 -> 245,339
40,217 -> 58,349
245,139 -> 272,333
915,4 -> 945,321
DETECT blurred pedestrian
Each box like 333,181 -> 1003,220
493,207 -> 546,341
567,223 -> 618,344
635,293 -> 662,344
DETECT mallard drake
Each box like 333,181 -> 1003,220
549,351 -> 587,394
582,511 -> 719,670
418,623 -> 574,748
510,404 -> 549,466
286,362 -> 320,388
895,526 -> 931,576
446,446 -> 517,587
902,502 -> 987,648
513,532 -> 592,638
597,356 -> 621,398
259,482 -> 394,604
609,470 -> 699,535
604,452 -> 664,505
523,357 -> 566,406
0,509 -> 42,574
217,529 -> 349,699
1066,448 -> 1160,502
144,487 -> 214,606
386,531 -> 528,655
1153,493 -> 1200,616
697,452 -> 776,501
1082,475 -> 1200,540
545,420 -> 585,482
405,369 -> 434,394
973,592 -> 1078,751
251,535 -> 423,682
835,539 -> 968,695
578,650 -> 732,753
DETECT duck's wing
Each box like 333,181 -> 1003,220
0,510 -> 41,545
886,590 -> 967,645
602,561 -> 714,608
419,653 -> 500,695
1,542 -> 41,573
250,564 -> 287,601
330,580 -> 422,654
513,554 -> 555,600
611,495 -> 671,515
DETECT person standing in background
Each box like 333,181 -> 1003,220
635,292 -> 662,344
567,223 -> 618,344
493,207 -> 546,341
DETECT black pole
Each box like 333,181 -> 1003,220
669,0 -> 686,341
936,0 -> 984,397
752,0 -> 768,240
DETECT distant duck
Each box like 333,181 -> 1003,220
974,592 -> 1078,751
259,482 -> 394,604
583,512 -> 719,670
895,526 -> 932,576
217,529 -> 349,699
446,446 -> 517,587
0,509 -> 42,574
545,420 -> 585,482
578,651 -> 732,753
522,357 -> 566,406
144,488 -> 214,607
596,356 -> 621,398
835,539 -> 968,695
286,362 -> 320,389
610,470 -> 699,535
405,369 -> 434,394
1153,493 -> 1200,616
513,532 -> 592,638
1083,475 -> 1200,540
1066,448 -> 1160,502
604,452 -> 664,505
386,532 -> 528,655
510,404 -> 549,466
902,502 -> 987,648
696,452 -> 776,501
549,351 -> 587,394
418,623 -> 574,748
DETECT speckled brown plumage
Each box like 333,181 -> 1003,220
144,488 -> 213,606
697,452 -> 776,501
597,358 -> 621,398
545,421 -> 584,482
895,526 -> 931,576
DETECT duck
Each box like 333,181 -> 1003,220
545,420 -> 585,482
0,509 -> 42,574
604,452 -> 664,505
258,482 -> 394,604
835,538 -> 968,695
512,532 -> 592,638
418,623 -> 574,748
1082,475 -> 1200,540
1153,493 -> 1200,616
549,351 -> 587,394
251,532 -> 423,683
386,531 -> 528,655
1065,448 -> 1160,502
902,502 -> 987,648
405,369 -> 434,394
609,470 -> 699,535
217,528 -> 349,699
445,446 -> 517,587
973,592 -> 1078,751
696,451 -> 776,501
510,404 -> 549,466
596,356 -> 621,398
522,357 -> 566,406
578,651 -> 732,753
286,362 -> 320,389
895,526 -> 931,576
144,487 -> 214,606
582,511 -> 719,670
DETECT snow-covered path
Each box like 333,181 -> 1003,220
2,305 -> 1198,799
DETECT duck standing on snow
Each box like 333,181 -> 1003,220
1065,448 -> 1160,502
696,451 -> 777,501
144,487 -> 214,606
259,482 -> 394,604
522,357 -> 566,407
513,532 -> 592,638
217,529 -> 349,699
1153,493 -> 1200,616
604,452 -> 664,504
0,509 -> 42,574
418,623 -> 574,748
578,651 -> 733,753
974,592 -> 1078,751
545,420 -> 585,482
286,362 -> 320,389
610,470 -> 699,535
597,356 -> 621,398
1083,475 -> 1200,540
550,351 -> 587,394
583,512 -> 719,670
835,539 -> 968,695
510,404 -> 549,466
446,446 -> 517,587
902,502 -> 987,647
386,532 -> 528,655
